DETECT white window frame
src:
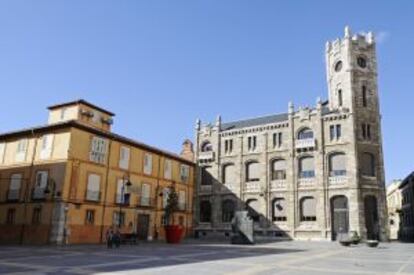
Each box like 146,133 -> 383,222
164,159 -> 172,180
143,153 -> 153,175
89,136 -> 108,164
86,174 -> 101,201
119,146 -> 130,170
141,183 -> 151,206
15,139 -> 28,162
40,134 -> 54,160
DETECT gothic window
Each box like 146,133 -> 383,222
201,141 -> 213,152
246,161 -> 260,182
247,136 -> 257,151
271,159 -> 286,180
222,163 -> 236,184
362,85 -> 368,107
357,57 -> 367,68
224,139 -> 233,154
330,124 -> 342,140
273,132 -> 283,148
329,153 -> 347,176
338,89 -> 343,107
362,124 -> 372,140
222,200 -> 236,223
200,201 -> 212,223
299,156 -> 315,178
273,198 -> 287,222
361,153 -> 375,177
300,197 -> 317,222
298,128 -> 314,140
335,61 -> 343,72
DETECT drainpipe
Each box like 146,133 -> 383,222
99,138 -> 113,243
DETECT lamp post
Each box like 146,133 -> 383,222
119,176 -> 132,229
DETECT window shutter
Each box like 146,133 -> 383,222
88,174 -> 100,191
40,135 -> 54,160
164,159 -> 172,179
144,154 -> 153,175
179,190 -> 186,204
0,143 -> 5,164
119,146 -> 130,169
10,174 -> 22,190
274,198 -> 286,217
15,139 -> 28,162
302,197 -> 316,217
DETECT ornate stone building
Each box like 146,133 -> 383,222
194,27 -> 388,241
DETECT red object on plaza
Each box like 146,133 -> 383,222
164,225 -> 184,244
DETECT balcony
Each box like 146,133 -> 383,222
329,176 -> 348,185
298,173 -> 315,186
270,180 -> 287,191
198,151 -> 215,162
7,189 -> 20,202
199,185 -> 212,193
245,182 -> 261,193
85,190 -> 101,202
295,138 -> 316,150
115,193 -> 131,205
32,188 -> 47,200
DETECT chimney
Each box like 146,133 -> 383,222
180,139 -> 194,162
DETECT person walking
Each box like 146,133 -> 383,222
114,228 -> 121,248
106,227 -> 114,249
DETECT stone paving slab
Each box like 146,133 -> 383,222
0,241 -> 414,274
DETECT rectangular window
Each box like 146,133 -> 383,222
180,165 -> 190,183
362,124 -> 367,139
6,208 -> 16,225
367,124 -> 371,140
141,183 -> 151,206
272,133 -> 283,148
164,159 -> 172,180
89,136 -> 107,164
179,190 -> 186,211
143,153 -> 153,175
116,179 -> 130,204
8,174 -> 22,201
86,174 -> 101,201
40,134 -> 54,160
362,86 -> 368,107
0,143 -> 5,164
33,171 -> 48,199
85,210 -> 95,225
338,90 -> 343,107
330,125 -> 335,141
113,211 -> 125,227
278,133 -> 282,147
248,136 -> 257,151
336,125 -> 342,139
15,139 -> 28,162
32,208 -> 42,224
224,139 -> 233,154
119,146 -> 130,170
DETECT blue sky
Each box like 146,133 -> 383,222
0,1 -> 412,183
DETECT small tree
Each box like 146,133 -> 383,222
164,185 -> 179,226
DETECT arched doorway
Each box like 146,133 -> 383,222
364,195 -> 379,240
331,196 -> 349,241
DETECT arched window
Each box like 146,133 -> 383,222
298,128 -> 314,140
272,198 -> 287,222
299,156 -> 315,178
300,197 -> 317,222
361,153 -> 375,177
271,159 -> 286,180
200,201 -> 212,223
329,153 -> 347,176
246,161 -> 260,182
222,200 -> 236,223
222,164 -> 236,184
201,141 -> 213,152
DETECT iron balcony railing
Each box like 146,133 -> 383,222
32,187 -> 47,200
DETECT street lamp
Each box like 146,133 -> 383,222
119,176 -> 132,228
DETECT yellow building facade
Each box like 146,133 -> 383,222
0,100 -> 195,244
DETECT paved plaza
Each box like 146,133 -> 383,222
0,240 -> 414,275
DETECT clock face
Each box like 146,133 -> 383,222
334,61 -> 343,72
357,57 -> 367,68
